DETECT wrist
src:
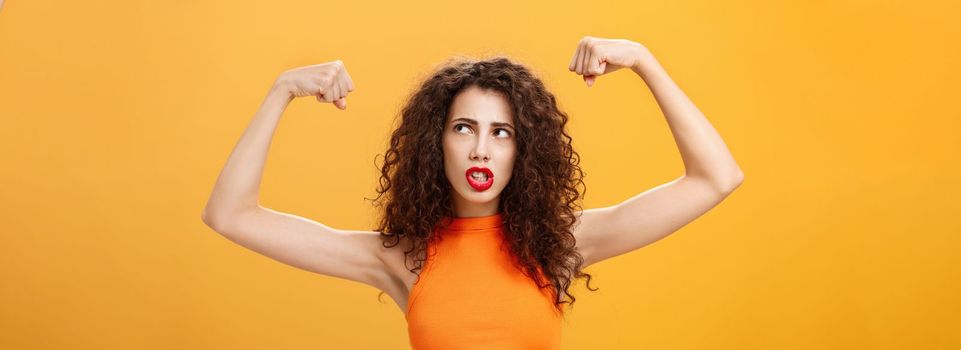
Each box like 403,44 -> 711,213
631,45 -> 656,77
268,81 -> 294,103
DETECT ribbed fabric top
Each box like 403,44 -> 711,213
406,212 -> 563,349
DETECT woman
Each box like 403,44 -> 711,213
201,36 -> 743,349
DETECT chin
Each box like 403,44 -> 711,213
458,184 -> 501,201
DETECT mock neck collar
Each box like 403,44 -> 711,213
436,212 -> 505,231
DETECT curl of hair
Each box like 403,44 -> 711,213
365,55 -> 598,317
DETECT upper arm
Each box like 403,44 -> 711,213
573,175 -> 741,269
202,206 -> 391,291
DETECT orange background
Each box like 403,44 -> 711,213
1,0 -> 958,348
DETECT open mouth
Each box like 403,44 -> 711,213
465,167 -> 494,191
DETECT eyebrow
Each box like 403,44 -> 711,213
449,117 -> 515,130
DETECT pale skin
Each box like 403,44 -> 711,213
444,86 -> 517,218
201,36 -> 743,315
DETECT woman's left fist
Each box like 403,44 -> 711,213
568,36 -> 647,87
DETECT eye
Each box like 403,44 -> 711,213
453,123 -> 511,138
453,123 -> 471,134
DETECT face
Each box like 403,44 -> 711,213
442,85 -> 517,217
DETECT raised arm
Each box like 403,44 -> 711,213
200,61 -> 391,289
568,37 -> 744,268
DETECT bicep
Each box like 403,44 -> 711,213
574,176 -> 735,268
204,207 -> 390,290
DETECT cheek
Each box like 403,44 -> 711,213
440,139 -> 451,174
500,151 -> 517,181
442,134 -> 461,152
441,138 -> 455,159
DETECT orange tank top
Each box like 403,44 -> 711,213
406,212 -> 564,349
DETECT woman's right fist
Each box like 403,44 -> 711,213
274,60 -> 355,110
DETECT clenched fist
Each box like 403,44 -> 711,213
568,37 -> 647,87
274,60 -> 356,110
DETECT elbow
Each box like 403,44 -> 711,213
201,207 -> 232,232
202,204 -> 256,233
201,208 -> 220,231
719,169 -> 744,194
686,168 -> 744,194
201,209 -> 213,227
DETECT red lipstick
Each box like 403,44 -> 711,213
465,166 -> 494,191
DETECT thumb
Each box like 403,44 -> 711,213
588,55 -> 606,76
333,97 -> 347,110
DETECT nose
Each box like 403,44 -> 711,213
469,136 -> 490,162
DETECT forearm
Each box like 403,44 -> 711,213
203,84 -> 293,222
631,49 -> 743,190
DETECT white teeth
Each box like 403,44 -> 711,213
471,171 -> 489,181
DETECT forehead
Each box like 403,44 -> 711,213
446,86 -> 513,124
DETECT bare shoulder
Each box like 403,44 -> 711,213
570,206 -> 616,269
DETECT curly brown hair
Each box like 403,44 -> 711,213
366,55 -> 598,316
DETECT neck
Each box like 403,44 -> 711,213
451,198 -> 500,218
